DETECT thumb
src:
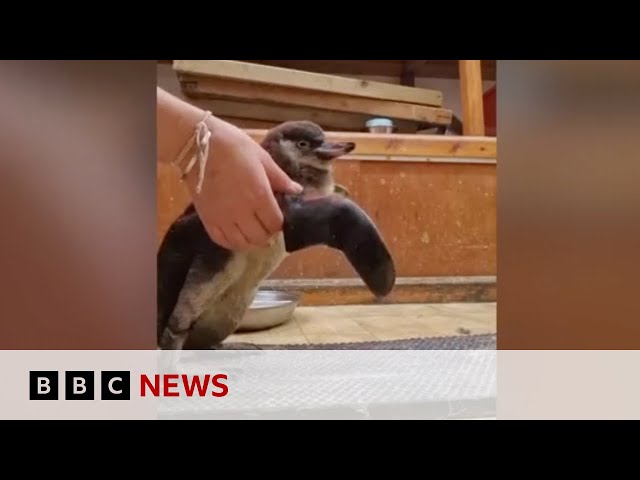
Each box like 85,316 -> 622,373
261,155 -> 303,194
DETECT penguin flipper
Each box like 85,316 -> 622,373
280,194 -> 396,297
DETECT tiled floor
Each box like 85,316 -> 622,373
225,302 -> 497,346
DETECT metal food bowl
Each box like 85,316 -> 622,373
236,289 -> 300,332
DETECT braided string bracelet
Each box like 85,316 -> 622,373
171,111 -> 213,194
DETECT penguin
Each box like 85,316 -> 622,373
157,120 -> 396,350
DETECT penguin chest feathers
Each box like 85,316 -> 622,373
198,232 -> 288,324
228,232 -> 288,288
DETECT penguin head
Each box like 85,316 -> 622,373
262,121 -> 356,174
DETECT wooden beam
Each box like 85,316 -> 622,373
173,60 -> 444,107
243,129 -> 497,159
189,98 -> 421,133
459,60 -> 486,136
243,60 -> 406,77
218,117 -> 281,129
241,60 -> 497,81
400,61 -> 423,86
163,60 -> 498,81
180,75 -> 453,125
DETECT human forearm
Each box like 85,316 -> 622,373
157,87 -> 211,165
156,87 -> 302,251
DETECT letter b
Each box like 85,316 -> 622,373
29,371 -> 58,400
39,378 -> 51,394
65,371 -> 94,400
75,378 -> 86,394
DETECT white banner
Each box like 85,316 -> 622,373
498,350 -> 640,420
0,350 -> 496,420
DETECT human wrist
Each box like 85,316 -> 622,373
157,87 -> 209,166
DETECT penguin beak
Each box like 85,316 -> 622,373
314,141 -> 356,160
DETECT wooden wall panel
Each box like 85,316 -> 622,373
157,159 -> 496,278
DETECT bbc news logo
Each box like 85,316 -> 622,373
29,371 -> 131,400
29,371 -> 229,400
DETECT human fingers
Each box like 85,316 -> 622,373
221,222 -> 253,251
209,225 -> 232,250
254,189 -> 285,236
260,153 -> 303,195
236,211 -> 272,247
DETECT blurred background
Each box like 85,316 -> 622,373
2,60 -> 639,350
0,60 -> 157,349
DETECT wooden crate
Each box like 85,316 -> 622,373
172,60 -> 453,129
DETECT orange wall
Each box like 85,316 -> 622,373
157,159 -> 496,279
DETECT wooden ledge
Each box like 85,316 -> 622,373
244,129 -> 497,159
262,276 -> 497,306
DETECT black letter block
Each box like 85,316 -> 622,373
65,371 -> 95,400
101,371 -> 130,400
29,371 -> 58,400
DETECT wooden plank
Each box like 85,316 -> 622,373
192,98 -> 421,133
243,60 -> 497,81
164,60 -> 498,81
173,60 -> 444,107
180,75 -> 453,125
459,60 -> 486,136
243,129 -> 496,159
243,60 -> 407,77
262,277 -> 497,306
218,117 -> 281,129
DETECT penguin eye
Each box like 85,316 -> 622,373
296,140 -> 310,149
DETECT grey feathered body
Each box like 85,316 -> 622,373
159,227 -> 287,350
157,121 -> 396,350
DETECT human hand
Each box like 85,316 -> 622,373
184,118 -> 302,251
